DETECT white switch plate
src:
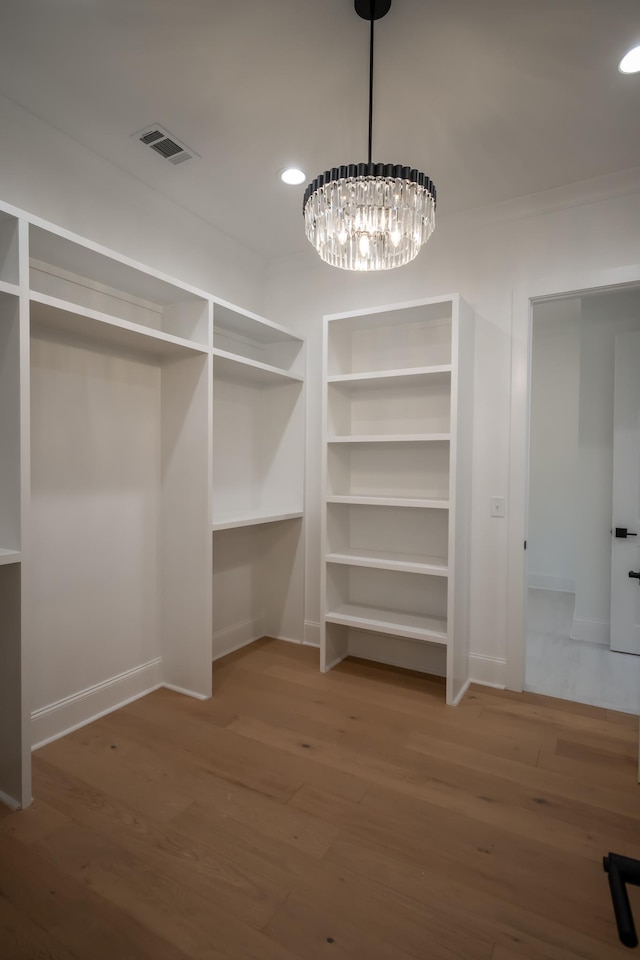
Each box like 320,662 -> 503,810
490,496 -> 506,518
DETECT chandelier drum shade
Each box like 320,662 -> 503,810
303,0 -> 436,271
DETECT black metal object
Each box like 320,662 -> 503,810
603,853 -> 640,948
303,164 -> 437,211
616,527 -> 638,538
355,1 -> 393,163
368,5 -> 374,162
629,571 -> 640,581
303,0 -> 436,224
354,0 -> 392,20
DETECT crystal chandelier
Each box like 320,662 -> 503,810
303,0 -> 436,271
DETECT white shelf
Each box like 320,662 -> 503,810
327,434 -> 451,444
326,495 -> 449,509
325,603 -> 448,644
214,302 -> 303,345
212,511 -> 303,532
328,365 -> 451,386
212,348 -> 303,385
0,280 -> 19,298
0,548 -> 21,566
326,549 -> 448,576
325,297 -> 456,325
30,294 -> 208,360
29,224 -> 208,308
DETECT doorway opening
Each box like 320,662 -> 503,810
524,286 -> 640,713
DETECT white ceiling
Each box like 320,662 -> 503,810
1,0 -> 639,261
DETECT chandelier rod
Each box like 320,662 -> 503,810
368,3 -> 374,164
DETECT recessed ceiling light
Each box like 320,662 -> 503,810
619,44 -> 640,74
280,168 -> 306,185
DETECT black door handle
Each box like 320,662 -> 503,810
604,853 -> 640,948
616,527 -> 638,539
629,571 -> 640,581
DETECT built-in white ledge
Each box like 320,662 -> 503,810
328,365 -> 451,386
0,279 -> 20,297
212,348 -> 303,385
327,433 -> 450,444
30,293 -> 208,359
325,603 -> 447,644
0,548 -> 21,566
326,549 -> 448,577
212,511 -> 303,532
326,495 -> 450,509
214,303 -> 304,345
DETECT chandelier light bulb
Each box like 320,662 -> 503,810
358,233 -> 371,257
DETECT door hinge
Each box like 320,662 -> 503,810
524,540 -> 527,550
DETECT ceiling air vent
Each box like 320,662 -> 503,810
134,125 -> 198,165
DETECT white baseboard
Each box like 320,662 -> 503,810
31,658 -> 163,750
528,574 -> 576,593
162,683 -> 208,700
212,617 -> 264,661
304,620 -> 321,647
570,617 -> 609,645
451,678 -> 472,706
0,788 -> 21,811
323,653 -> 348,672
469,653 -> 507,688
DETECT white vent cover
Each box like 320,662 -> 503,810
133,125 -> 198,165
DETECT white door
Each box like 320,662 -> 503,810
610,330 -> 640,654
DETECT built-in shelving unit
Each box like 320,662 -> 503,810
29,225 -> 210,346
0,211 -> 19,287
211,301 -> 305,661
0,199 -> 306,812
0,280 -> 20,297
321,296 -> 474,704
27,221 -> 213,767
326,548 -> 448,576
30,294 -> 209,360
0,548 -> 21,565
212,347 -> 303,385
212,511 -> 304,532
326,495 -> 450,508
0,253 -> 25,809
327,434 -> 451,443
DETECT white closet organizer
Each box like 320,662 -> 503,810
0,199 -> 305,811
212,303 -> 305,659
321,296 -> 474,705
0,210 -> 25,809
28,223 -> 213,745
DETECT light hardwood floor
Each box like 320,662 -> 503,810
1,637 -> 639,959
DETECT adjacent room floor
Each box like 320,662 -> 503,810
526,588 -> 640,715
1,637 -> 639,959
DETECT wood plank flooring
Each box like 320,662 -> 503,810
1,638 -> 639,959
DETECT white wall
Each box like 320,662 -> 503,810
528,298 -> 581,593
0,93 -> 266,311
264,169 -> 640,684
